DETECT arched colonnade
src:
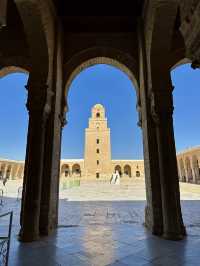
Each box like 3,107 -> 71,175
0,1 -> 200,242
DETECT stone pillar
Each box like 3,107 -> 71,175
138,21 -> 163,236
182,159 -> 188,183
11,165 -> 14,179
10,165 -> 14,180
191,163 -> 196,184
39,27 -> 64,236
151,83 -> 185,240
39,111 -> 63,235
3,164 -> 8,179
20,84 -> 50,242
180,158 -> 186,182
16,164 -> 21,179
21,166 -> 24,179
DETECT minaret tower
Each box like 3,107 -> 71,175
84,104 -> 111,179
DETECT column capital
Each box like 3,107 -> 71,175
25,84 -> 54,120
150,86 -> 174,125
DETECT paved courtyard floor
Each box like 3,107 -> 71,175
1,179 -> 200,265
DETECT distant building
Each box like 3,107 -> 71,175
1,104 -> 200,184
177,147 -> 200,184
61,104 -> 144,181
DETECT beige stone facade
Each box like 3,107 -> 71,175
84,104 -> 111,179
177,147 -> 200,184
1,105 -> 199,186
60,104 -> 144,181
0,158 -> 24,180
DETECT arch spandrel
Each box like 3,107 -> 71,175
13,0 -> 56,85
145,1 -> 180,88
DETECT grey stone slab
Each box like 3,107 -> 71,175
120,254 -> 151,266
106,260 -> 129,266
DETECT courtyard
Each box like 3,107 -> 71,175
0,179 -> 200,265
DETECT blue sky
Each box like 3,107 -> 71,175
0,64 -> 199,160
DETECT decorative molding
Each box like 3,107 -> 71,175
150,87 -> 174,125
25,84 -> 54,121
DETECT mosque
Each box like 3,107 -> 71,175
0,104 -> 144,182
60,104 -> 144,181
0,104 -> 199,184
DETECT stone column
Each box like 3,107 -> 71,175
138,21 -> 163,236
39,27 -> 65,236
182,159 -> 188,183
10,165 -> 14,180
20,84 -> 50,242
39,111 -> 64,235
16,164 -> 21,179
3,164 -> 8,179
190,156 -> 197,184
151,84 -> 185,240
21,166 -> 24,179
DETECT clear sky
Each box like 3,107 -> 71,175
0,63 -> 199,160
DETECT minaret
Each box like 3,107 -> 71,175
84,104 -> 111,179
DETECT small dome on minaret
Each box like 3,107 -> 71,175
91,104 -> 105,119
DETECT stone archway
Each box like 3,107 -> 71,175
63,47 -> 140,115
114,165 -> 122,177
0,66 -> 29,78
61,164 -> 70,178
124,165 -> 132,178
136,170 -> 141,178
62,46 -> 165,238
72,164 -> 81,177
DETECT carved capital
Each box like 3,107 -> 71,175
150,87 -> 174,125
25,84 -> 54,121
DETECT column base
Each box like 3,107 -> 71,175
144,205 -> 163,236
162,232 -> 185,241
40,226 -> 56,236
18,228 -> 40,242
162,225 -> 186,241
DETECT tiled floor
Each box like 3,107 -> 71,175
1,180 -> 200,265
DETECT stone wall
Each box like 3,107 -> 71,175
177,146 -> 200,184
0,159 -> 24,180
